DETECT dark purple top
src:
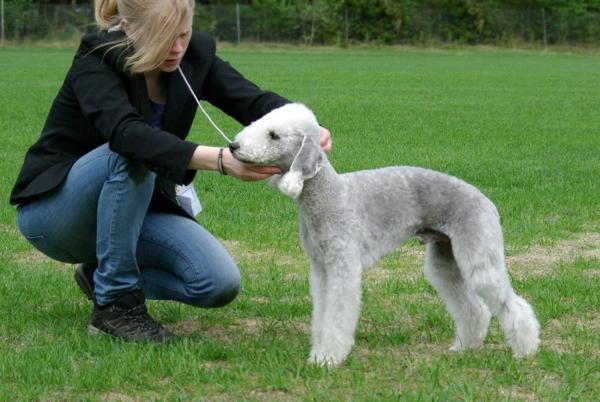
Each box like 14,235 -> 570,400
150,100 -> 166,129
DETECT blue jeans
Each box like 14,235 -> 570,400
17,144 -> 240,307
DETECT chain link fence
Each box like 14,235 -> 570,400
1,3 -> 600,47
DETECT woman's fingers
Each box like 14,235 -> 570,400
319,127 -> 332,153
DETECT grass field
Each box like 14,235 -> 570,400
1,46 -> 599,401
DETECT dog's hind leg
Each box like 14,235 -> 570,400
452,236 -> 540,357
424,241 -> 491,352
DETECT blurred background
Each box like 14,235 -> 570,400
1,0 -> 600,47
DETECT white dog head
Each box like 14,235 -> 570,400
230,103 -> 324,198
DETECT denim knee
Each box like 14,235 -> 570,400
186,268 -> 241,308
207,278 -> 241,308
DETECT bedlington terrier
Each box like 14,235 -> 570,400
229,103 -> 540,367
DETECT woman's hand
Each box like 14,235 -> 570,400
188,128 -> 331,182
189,146 -> 279,181
221,147 -> 281,181
320,126 -> 332,153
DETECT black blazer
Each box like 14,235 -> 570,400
10,30 -> 289,217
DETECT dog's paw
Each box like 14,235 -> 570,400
449,337 -> 483,353
510,335 -> 540,358
308,350 -> 342,368
449,340 -> 465,353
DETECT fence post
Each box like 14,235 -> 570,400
541,7 -> 548,49
1,0 -> 5,46
344,4 -> 349,45
236,3 -> 241,45
309,0 -> 315,45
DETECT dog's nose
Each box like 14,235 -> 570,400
228,142 -> 240,153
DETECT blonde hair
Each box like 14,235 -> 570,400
94,0 -> 194,74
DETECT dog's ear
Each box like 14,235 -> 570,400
275,135 -> 323,199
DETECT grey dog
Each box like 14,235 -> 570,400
230,103 -> 540,366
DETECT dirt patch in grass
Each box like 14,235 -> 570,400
247,296 -> 270,304
97,393 -> 142,402
368,231 -> 600,281
507,232 -> 600,277
44,391 -> 143,402
583,313 -> 600,332
371,232 -> 600,281
363,245 -> 426,285
398,243 -> 426,260
169,318 -> 204,336
543,318 -> 575,356
0,223 -> 20,237
14,248 -> 53,265
354,341 -> 449,366
223,239 -> 427,285
222,239 -> 301,269
170,319 -> 237,342
542,312 -> 600,357
170,316 -> 308,341
224,231 -> 600,281
365,261 -> 421,284
12,231 -> 598,279
246,390 -> 298,402
498,385 -> 539,402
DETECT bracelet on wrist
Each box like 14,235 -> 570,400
217,148 -> 227,176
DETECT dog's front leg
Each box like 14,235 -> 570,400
308,256 -> 362,367
308,262 -> 327,360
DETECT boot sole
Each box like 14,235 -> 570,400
88,324 -> 175,343
87,324 -> 105,336
74,268 -> 94,300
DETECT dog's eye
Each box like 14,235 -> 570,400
269,131 -> 280,140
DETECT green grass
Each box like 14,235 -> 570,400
1,46 -> 599,400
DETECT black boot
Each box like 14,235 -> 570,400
74,263 -> 96,301
89,290 -> 175,343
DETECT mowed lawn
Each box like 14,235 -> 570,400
0,45 -> 599,401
